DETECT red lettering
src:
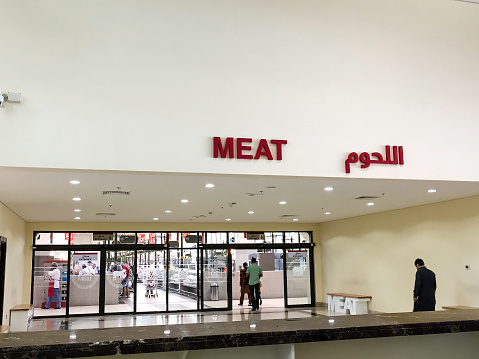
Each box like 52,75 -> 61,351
270,139 -> 287,160
236,138 -> 253,159
213,137 -> 234,158
254,139 -> 273,160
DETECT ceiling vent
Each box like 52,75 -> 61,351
355,195 -> 383,200
246,192 -> 264,197
96,212 -> 116,216
103,190 -> 131,196
280,214 -> 299,219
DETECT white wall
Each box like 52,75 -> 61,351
320,195 -> 479,313
0,203 -> 26,324
1,0 -> 479,181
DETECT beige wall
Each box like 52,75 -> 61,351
319,195 -> 479,313
0,202 -> 26,324
23,222 -> 321,304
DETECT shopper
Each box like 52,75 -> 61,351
121,262 -> 131,298
413,258 -> 436,312
246,257 -> 263,312
238,262 -> 252,306
42,262 -> 61,309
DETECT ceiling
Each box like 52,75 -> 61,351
0,167 -> 479,224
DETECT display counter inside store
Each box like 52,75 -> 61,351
2,309 -> 479,359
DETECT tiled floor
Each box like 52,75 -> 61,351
28,301 -> 343,332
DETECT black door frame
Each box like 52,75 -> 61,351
0,236 -> 6,325
30,231 -> 315,318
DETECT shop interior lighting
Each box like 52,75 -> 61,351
69,180 -> 80,185
226,218 -> 232,221
181,199 -> 189,203
324,187 -> 334,191
325,212 -> 331,215
293,218 -> 299,221
205,183 -> 215,188
165,210 -> 172,213
73,197 -> 81,201
248,211 -> 254,214
367,202 -> 374,206
75,217 -> 81,220
279,201 -> 287,205
74,209 -> 81,212
428,189 -> 437,193
153,218 -> 159,221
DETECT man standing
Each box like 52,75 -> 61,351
413,258 -> 436,312
246,257 -> 262,311
238,262 -> 251,306
42,262 -> 61,309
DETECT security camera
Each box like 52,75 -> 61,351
0,94 -> 4,107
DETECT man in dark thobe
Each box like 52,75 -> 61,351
413,258 -> 436,312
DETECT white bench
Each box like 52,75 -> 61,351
327,293 -> 372,315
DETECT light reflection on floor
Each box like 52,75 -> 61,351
28,303 -> 346,332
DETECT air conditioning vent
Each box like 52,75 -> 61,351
103,190 -> 131,196
96,213 -> 116,216
355,195 -> 380,200
246,192 -> 264,197
280,214 -> 299,219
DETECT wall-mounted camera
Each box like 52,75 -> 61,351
0,92 -> 22,107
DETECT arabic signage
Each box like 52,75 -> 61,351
213,137 -> 287,160
345,145 -> 404,174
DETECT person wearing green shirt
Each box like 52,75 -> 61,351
246,257 -> 263,311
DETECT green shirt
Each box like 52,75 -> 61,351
246,263 -> 262,285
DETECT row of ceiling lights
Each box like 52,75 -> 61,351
68,180 -> 438,221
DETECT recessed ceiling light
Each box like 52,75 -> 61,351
226,218 -> 232,221
325,212 -> 331,215
293,218 -> 299,221
248,211 -> 254,214
181,199 -> 189,203
70,180 -> 80,185
428,189 -> 436,193
205,184 -> 215,188
74,217 -> 81,220
324,187 -> 333,191
279,201 -> 287,205
367,202 -> 374,206
73,197 -> 81,201
74,209 -> 81,212
153,218 -> 159,221
165,210 -> 172,213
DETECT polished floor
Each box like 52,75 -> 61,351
28,300 -> 344,332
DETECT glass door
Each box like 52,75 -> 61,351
136,249 -> 166,312
105,250 -> 135,313
201,248 -> 230,310
69,250 -> 101,315
285,248 -> 312,306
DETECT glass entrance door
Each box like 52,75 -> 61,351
136,249 -> 166,312
285,248 -> 312,306
69,250 -> 101,315
202,249 -> 230,310
105,250 -> 135,313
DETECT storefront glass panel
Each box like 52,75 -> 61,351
168,248 -> 198,311
69,250 -> 101,315
202,249 -> 228,309
136,250 -> 166,312
105,250 -> 135,313
285,248 -> 311,305
35,233 -> 70,245
32,250 -> 68,316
